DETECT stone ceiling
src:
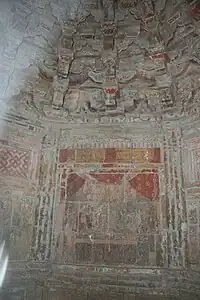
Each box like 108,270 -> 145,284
1,0 -> 200,123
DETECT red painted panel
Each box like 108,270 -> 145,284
67,172 -> 85,196
59,148 -> 75,163
104,148 -> 116,163
59,149 -> 68,163
129,172 -> 159,200
150,148 -> 161,163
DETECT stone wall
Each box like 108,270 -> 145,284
0,122 -> 40,262
0,118 -> 200,299
54,146 -> 161,266
182,121 -> 200,266
1,0 -> 200,298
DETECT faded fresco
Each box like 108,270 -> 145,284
0,131 -> 38,262
54,147 -> 163,266
1,0 -> 200,296
183,136 -> 200,264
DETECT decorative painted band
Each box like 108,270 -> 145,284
103,88 -> 118,94
149,52 -> 169,60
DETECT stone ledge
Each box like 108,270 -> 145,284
3,263 -> 200,297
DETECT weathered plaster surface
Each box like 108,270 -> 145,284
1,0 -> 200,299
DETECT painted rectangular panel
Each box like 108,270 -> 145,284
116,148 -> 131,163
104,148 -> 116,163
0,147 -> 30,178
59,148 -> 75,163
58,147 -> 161,165
55,147 -> 161,266
76,148 -> 105,163
132,148 -> 160,163
128,170 -> 159,200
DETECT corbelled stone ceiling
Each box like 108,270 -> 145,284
2,0 -> 200,300
1,0 -> 200,122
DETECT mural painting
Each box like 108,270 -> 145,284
54,147 -> 163,267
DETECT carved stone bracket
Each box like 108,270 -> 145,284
52,22 -> 76,109
120,0 -> 134,9
103,85 -> 118,109
101,21 -> 117,50
12,0 -> 200,123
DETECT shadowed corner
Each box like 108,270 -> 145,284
0,241 -> 8,288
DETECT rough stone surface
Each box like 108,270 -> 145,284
1,0 -> 200,299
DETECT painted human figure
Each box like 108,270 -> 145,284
76,212 -> 92,235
